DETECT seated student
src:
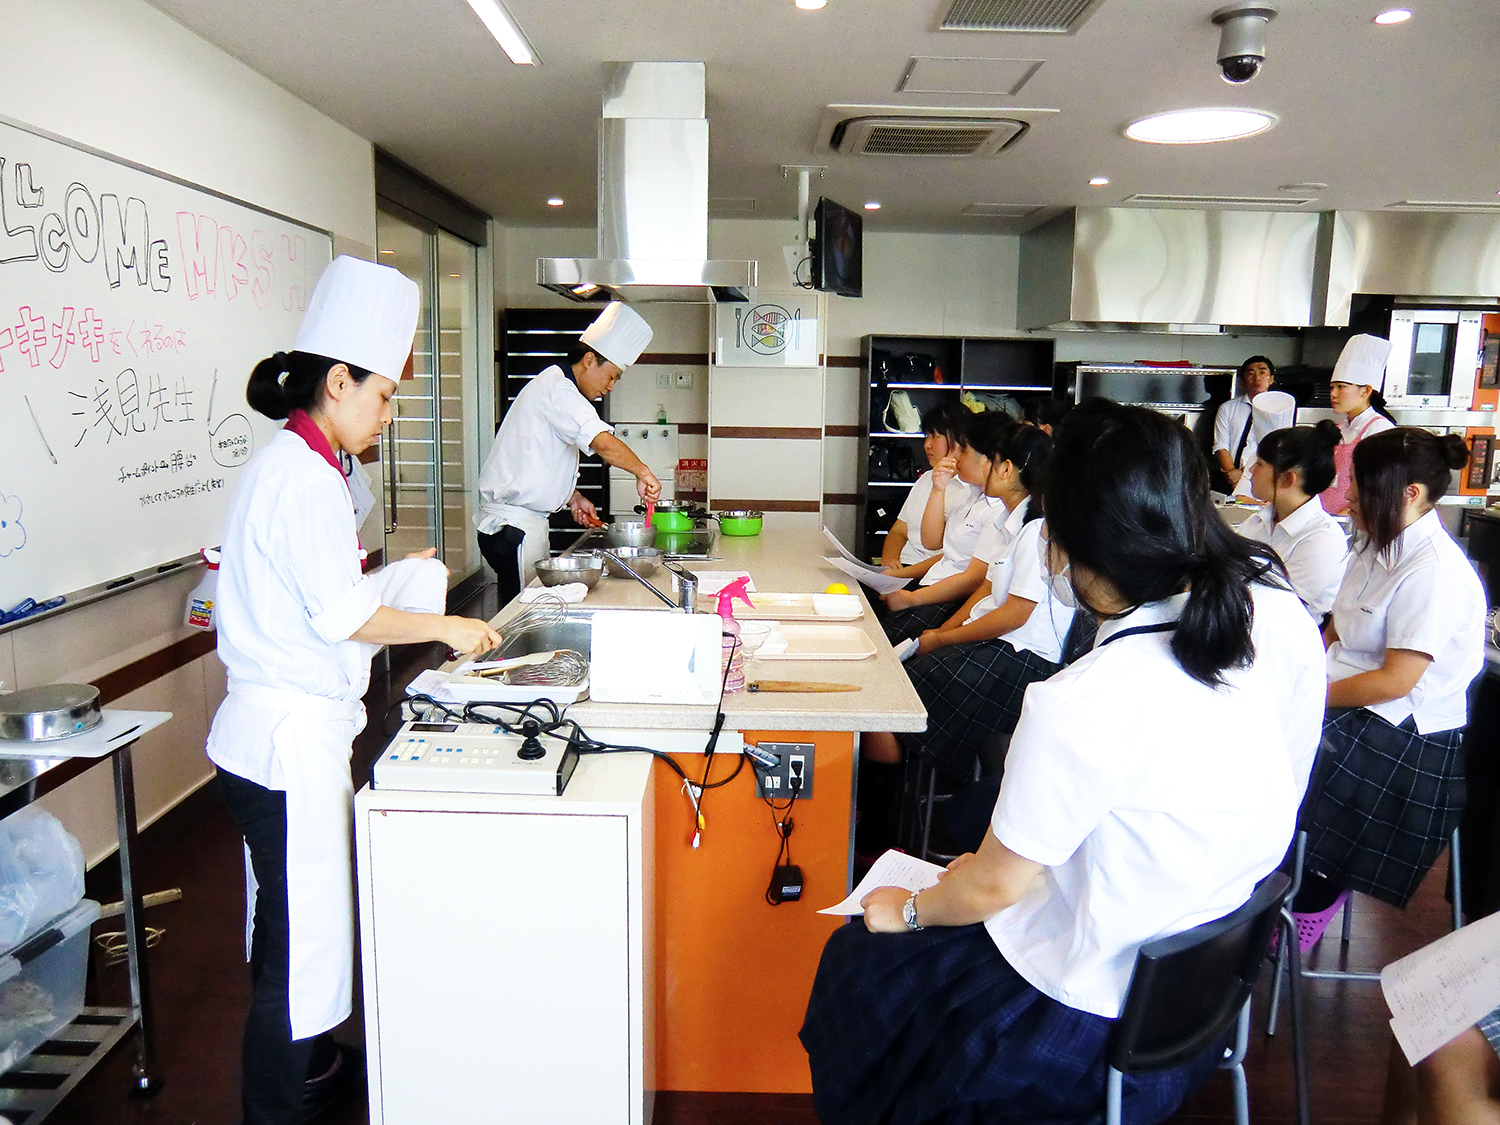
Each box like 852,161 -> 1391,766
1292,427 -> 1485,948
1021,395 -> 1070,436
861,426 -> 1061,785
881,413 -> 1017,644
801,399 -> 1327,1125
879,402 -> 973,571
1238,421 -> 1349,618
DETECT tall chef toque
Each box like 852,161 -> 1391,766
580,301 -> 654,369
294,255 -> 420,382
1331,333 -> 1393,390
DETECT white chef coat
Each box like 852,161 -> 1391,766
895,471 -> 975,566
967,519 -> 1075,664
922,492 -> 1008,585
985,581 -> 1325,1018
1214,394 -> 1296,498
1340,405 -> 1396,446
208,428 -> 448,1038
474,365 -> 611,533
1327,508 -> 1485,734
1237,498 -> 1349,618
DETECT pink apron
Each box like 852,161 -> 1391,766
1322,414 -> 1382,515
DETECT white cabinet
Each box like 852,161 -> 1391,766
355,755 -> 654,1125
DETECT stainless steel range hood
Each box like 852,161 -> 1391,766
538,62 -> 757,304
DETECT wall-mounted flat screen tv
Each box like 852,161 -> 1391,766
811,197 -> 863,298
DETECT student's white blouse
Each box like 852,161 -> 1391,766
922,493 -> 1008,585
895,472 -> 975,566
1237,498 -> 1349,618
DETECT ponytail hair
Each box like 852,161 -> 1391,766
1000,423 -> 1051,520
1368,387 -> 1397,424
1043,398 -> 1284,687
1255,420 -> 1341,496
1352,427 -> 1470,555
245,350 -> 373,421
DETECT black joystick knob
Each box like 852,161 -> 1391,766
517,720 -> 546,761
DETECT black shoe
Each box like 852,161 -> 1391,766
303,1044 -> 365,1122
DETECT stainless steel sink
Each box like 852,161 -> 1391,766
495,615 -> 592,661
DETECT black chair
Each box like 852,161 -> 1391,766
1106,871 -> 1291,1125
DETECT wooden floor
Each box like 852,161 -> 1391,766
48,584 -> 1456,1124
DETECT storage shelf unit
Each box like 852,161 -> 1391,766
857,334 -> 1055,562
500,309 -> 609,555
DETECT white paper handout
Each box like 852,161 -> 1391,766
823,555 -> 908,596
822,526 -> 867,566
404,668 -> 461,703
1381,909 -> 1500,1064
818,849 -> 948,916
691,572 -> 757,597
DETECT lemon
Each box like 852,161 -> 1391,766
824,582 -> 850,595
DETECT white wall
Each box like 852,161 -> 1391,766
0,0 -> 377,863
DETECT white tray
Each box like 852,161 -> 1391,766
754,624 -> 877,661
697,592 -> 863,621
407,668 -> 589,708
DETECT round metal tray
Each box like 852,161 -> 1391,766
0,683 -> 103,742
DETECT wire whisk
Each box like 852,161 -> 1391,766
503,649 -> 588,687
474,594 -> 569,662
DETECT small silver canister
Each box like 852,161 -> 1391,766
0,684 -> 104,742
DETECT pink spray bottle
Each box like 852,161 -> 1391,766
714,576 -> 755,693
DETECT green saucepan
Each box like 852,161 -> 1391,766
717,509 -> 763,537
644,500 -> 698,534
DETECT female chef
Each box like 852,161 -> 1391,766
802,399 -> 1327,1125
1291,427 -> 1484,950
1238,421 -> 1349,618
1322,333 -> 1397,515
209,256 -> 501,1125
474,302 -> 662,601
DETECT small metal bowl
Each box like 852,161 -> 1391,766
606,520 -> 658,548
602,547 -> 663,578
534,555 -> 604,589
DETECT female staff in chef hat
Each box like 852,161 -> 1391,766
208,255 -> 501,1124
1322,333 -> 1398,514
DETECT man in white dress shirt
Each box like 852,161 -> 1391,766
474,302 -> 662,600
1213,356 -> 1294,494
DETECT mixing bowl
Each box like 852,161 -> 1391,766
606,520 -> 658,548
602,547 -> 663,578
534,555 -> 604,589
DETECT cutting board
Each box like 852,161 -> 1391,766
754,624 -> 877,661
697,592 -> 863,621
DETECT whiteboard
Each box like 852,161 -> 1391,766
0,117 -> 333,609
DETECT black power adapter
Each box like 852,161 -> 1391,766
768,864 -> 803,904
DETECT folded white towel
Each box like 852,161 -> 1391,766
519,582 -> 588,604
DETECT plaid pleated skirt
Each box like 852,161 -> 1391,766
800,922 -> 1217,1125
1303,707 -> 1466,909
904,639 -> 1061,782
883,601 -> 961,645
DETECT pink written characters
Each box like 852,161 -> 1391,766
1323,334 -> 1397,515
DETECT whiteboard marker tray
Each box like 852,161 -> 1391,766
754,625 -> 877,661
698,593 -> 863,621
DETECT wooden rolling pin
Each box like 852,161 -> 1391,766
747,680 -> 861,693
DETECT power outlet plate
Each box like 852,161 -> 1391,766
675,371 -> 694,389
753,742 -> 814,800
657,371 -> 672,388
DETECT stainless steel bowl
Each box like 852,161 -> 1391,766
606,520 -> 658,549
0,683 -> 103,742
602,547 -> 663,578
534,555 -> 604,589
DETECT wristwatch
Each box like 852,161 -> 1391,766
902,891 -> 923,932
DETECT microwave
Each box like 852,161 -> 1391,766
1383,309 -> 1483,409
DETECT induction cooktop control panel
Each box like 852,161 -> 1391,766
373,722 -> 578,796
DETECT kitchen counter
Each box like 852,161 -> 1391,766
484,526 -> 927,734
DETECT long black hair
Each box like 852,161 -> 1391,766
1043,398 -> 1284,687
1353,427 -> 1470,555
921,401 -> 970,444
1000,423 -> 1051,522
1255,421 -> 1341,496
245,350 -> 374,421
958,410 -> 1015,460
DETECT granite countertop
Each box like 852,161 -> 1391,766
479,527 -> 928,734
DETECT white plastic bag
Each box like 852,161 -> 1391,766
0,808 -> 85,949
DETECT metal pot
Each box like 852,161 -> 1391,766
638,500 -> 704,535
0,683 -> 103,742
534,554 -> 604,589
606,520 -> 658,549
716,509 -> 763,537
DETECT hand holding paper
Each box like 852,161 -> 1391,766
819,849 -> 948,915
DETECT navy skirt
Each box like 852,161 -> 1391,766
884,601 -> 962,645
800,922 -> 1217,1125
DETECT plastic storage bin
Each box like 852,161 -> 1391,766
0,899 -> 99,1074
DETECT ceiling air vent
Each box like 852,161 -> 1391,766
1387,199 -> 1500,213
1125,193 -> 1316,208
831,116 -> 1027,157
961,203 -> 1046,219
709,197 -> 758,217
939,0 -> 1107,34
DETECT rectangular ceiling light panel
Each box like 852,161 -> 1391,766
899,57 -> 1044,96
940,0 -> 1106,34
1125,193 -> 1316,208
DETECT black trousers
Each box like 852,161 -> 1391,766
477,525 -> 526,604
217,769 -> 337,1125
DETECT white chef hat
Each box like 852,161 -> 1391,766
1331,333 -> 1393,390
579,301 -> 653,368
294,255 -> 420,381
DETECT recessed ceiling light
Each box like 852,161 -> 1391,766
1373,8 -> 1411,24
1089,176 -> 1110,186
1125,108 -> 1277,144
464,0 -> 540,65
1280,182 -> 1328,192
546,198 -> 565,207
795,0 -> 827,8
449,273 -> 460,279
863,201 -> 881,210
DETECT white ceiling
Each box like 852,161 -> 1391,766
145,0 -> 1500,234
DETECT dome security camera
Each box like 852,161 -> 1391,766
1211,4 -> 1277,84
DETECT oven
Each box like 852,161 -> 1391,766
1384,308 -> 1484,410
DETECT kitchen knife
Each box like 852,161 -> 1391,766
747,680 -> 861,693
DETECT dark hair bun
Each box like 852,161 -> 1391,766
245,352 -> 292,420
1313,419 -> 1341,450
1440,432 -> 1471,471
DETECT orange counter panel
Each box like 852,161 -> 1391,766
651,730 -> 854,1093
